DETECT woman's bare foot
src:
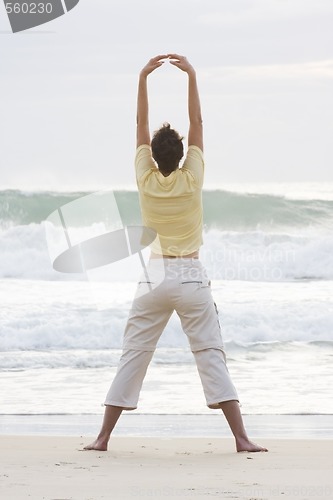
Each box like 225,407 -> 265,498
83,438 -> 109,451
83,406 -> 123,451
236,437 -> 268,452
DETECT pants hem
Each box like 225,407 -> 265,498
104,401 -> 137,411
207,397 -> 239,409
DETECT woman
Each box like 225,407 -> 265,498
85,54 -> 267,453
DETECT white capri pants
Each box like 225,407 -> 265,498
105,258 -> 238,410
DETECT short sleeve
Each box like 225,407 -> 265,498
181,146 -> 204,187
135,144 -> 157,183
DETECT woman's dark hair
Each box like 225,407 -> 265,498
151,123 -> 184,175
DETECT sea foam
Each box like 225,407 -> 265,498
0,222 -> 332,281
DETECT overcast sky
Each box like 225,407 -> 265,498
1,0 -> 333,190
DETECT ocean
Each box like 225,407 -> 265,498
1,184 -> 333,429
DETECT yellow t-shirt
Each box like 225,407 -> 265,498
135,144 -> 204,256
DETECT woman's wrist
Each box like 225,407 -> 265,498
187,66 -> 196,77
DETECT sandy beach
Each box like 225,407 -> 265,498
1,436 -> 332,500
